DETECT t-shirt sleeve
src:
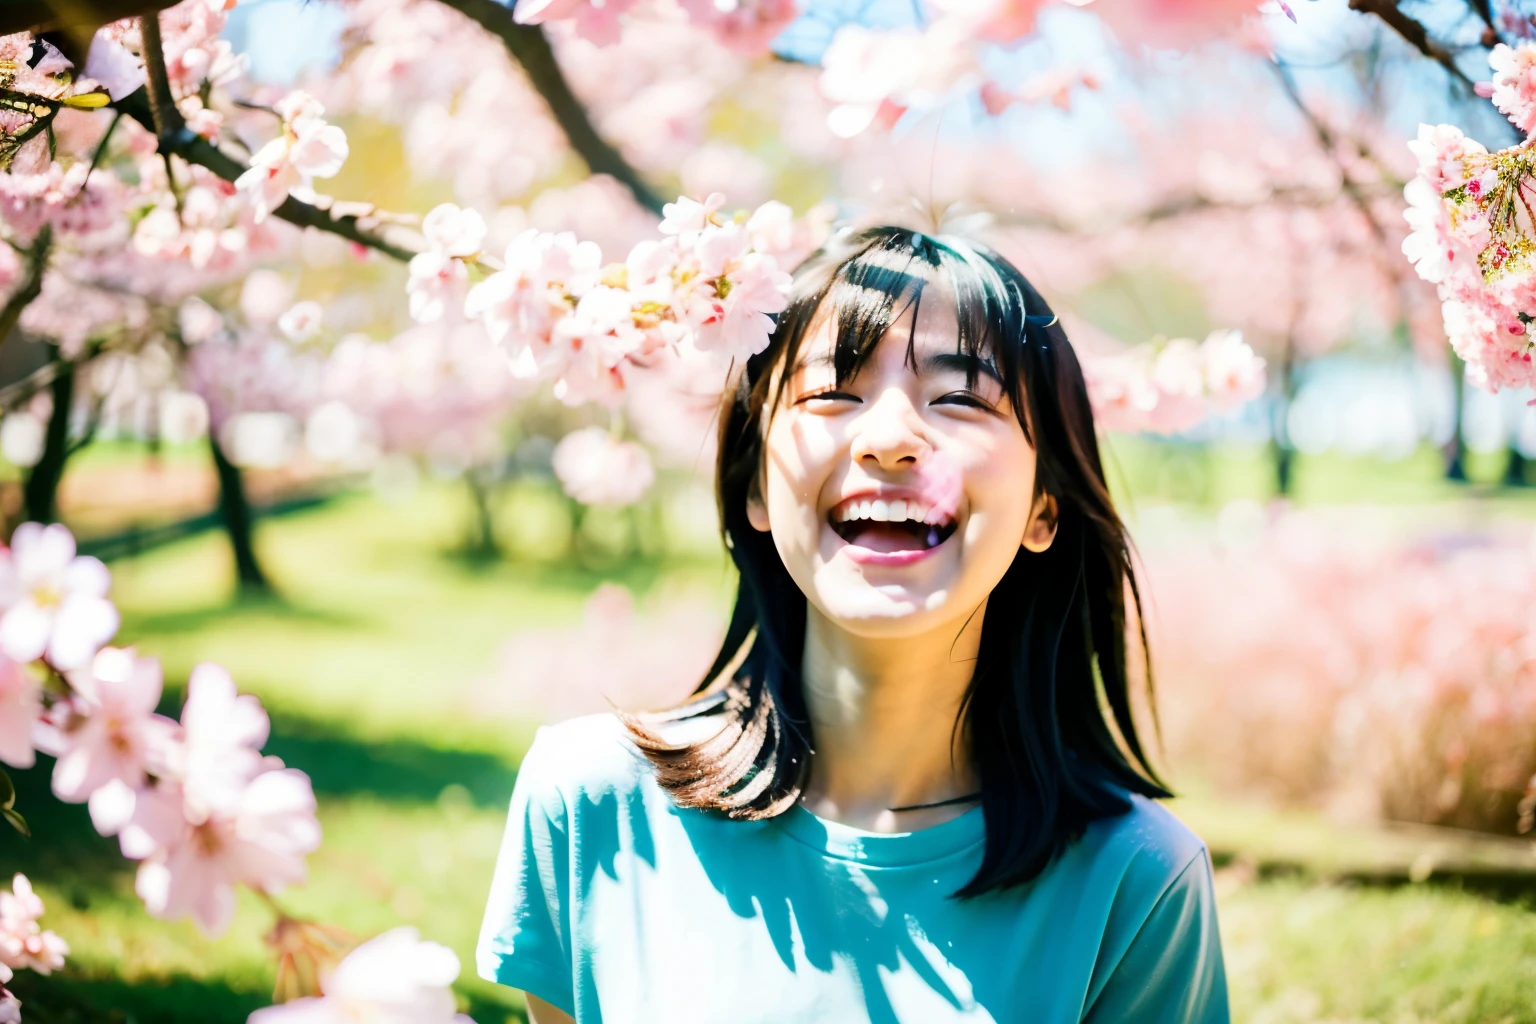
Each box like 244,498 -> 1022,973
1082,850 -> 1230,1024
476,727 -> 578,1016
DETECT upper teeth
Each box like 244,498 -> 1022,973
834,499 -> 940,525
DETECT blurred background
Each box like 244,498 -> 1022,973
7,0 -> 1536,1020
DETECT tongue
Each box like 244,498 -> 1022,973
846,521 -> 933,553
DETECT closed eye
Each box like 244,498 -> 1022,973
932,391 -> 997,411
797,389 -> 862,405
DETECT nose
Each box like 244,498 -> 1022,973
849,388 -> 929,471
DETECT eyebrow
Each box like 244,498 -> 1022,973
923,351 -> 1003,385
789,350 -> 1003,384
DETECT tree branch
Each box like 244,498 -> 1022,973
0,228 -> 53,350
112,90 -> 424,263
429,0 -> 666,216
137,9 -> 185,144
0,1 -> 178,40
1272,62 -> 1393,248
1348,0 -> 1476,89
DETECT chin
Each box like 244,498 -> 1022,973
810,584 -> 959,638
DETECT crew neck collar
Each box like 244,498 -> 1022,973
776,803 -> 985,866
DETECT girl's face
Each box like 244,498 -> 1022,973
748,281 -> 1056,637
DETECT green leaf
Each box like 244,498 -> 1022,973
0,767 -> 14,811
3,807 -> 29,839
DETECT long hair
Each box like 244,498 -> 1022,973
622,226 -> 1169,896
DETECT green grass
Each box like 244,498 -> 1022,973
5,478 -> 1536,1022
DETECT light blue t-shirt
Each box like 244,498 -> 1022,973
477,714 -> 1229,1023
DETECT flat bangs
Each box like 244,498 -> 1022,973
768,229 -> 1034,426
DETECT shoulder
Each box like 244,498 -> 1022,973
1075,793 -> 1210,898
515,712 -> 652,810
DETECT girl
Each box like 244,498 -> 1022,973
477,227 -> 1229,1023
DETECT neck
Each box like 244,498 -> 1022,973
798,601 -> 985,833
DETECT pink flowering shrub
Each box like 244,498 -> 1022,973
1085,329 -> 1266,434
249,927 -> 475,1024
1148,511 -> 1536,834
470,583 -> 723,724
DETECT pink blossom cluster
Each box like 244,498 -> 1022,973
0,521 -> 323,940
1401,118 -> 1536,391
0,876 -> 66,978
35,652 -> 320,937
1084,329 -> 1266,434
235,92 -> 350,223
1150,510 -> 1536,834
439,193 -> 798,408
816,0 -> 1274,137
1394,43 -> 1536,392
514,0 -> 797,54
319,321 -> 528,466
0,874 -> 66,1022
551,426 -> 656,505
89,1 -> 242,140
0,162 -> 124,243
1484,42 -> 1536,135
249,926 -> 476,1024
134,166 -> 285,275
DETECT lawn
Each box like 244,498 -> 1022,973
6,467 -> 1536,1023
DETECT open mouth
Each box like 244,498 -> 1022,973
828,497 -> 958,554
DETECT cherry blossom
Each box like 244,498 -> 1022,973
278,301 -> 324,344
407,204 -> 487,324
35,648 -> 176,834
0,162 -> 123,242
124,768 -> 321,936
235,92 -> 350,222
1086,330 -> 1267,434
659,193 -> 728,237
552,426 -> 656,505
514,0 -> 640,47
464,228 -> 602,374
248,926 -> 475,1024
422,204 -> 487,258
675,0 -> 799,55
0,523 -> 120,671
0,875 -> 67,977
1485,42 -> 1536,136
0,660 -> 40,771
169,662 -> 271,821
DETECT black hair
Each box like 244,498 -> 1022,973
623,225 -> 1169,896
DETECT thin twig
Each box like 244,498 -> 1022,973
112,90 -> 423,263
1272,61 -> 1391,247
0,227 -> 52,353
75,109 -> 123,197
137,11 -> 186,143
1348,0 -> 1477,89
1465,0 -> 1507,46
429,0 -> 665,215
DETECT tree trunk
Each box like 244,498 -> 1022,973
1506,446 -> 1529,487
464,469 -> 499,560
1271,337 -> 1298,497
1444,356 -> 1468,482
209,429 -> 269,593
21,362 -> 74,525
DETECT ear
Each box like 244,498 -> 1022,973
746,485 -> 771,533
1021,492 -> 1058,553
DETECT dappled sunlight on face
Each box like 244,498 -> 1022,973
756,280 -> 1037,638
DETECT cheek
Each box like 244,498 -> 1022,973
761,414 -> 840,545
957,430 -> 1037,535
